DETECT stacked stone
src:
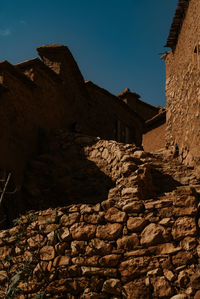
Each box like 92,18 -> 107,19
22,130 -> 155,213
1,132 -> 200,298
0,183 -> 200,298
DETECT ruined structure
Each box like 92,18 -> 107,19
165,0 -> 200,170
0,44 -> 146,186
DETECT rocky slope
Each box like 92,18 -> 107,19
0,131 -> 200,298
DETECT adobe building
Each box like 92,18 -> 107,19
118,88 -> 160,121
0,45 -> 95,184
142,108 -> 166,152
165,0 -> 200,169
0,44 -> 145,186
118,88 -> 166,152
85,81 -> 143,145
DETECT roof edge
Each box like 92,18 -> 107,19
165,0 -> 190,50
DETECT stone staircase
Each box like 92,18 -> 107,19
0,132 -> 200,298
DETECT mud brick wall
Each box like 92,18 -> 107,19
85,82 -> 144,146
143,123 -> 166,152
118,89 -> 159,121
165,0 -> 200,170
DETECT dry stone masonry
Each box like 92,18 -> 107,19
165,0 -> 200,173
0,132 -> 200,298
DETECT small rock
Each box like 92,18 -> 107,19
60,213 -> 80,226
153,276 -> 173,297
123,279 -> 150,298
122,201 -> 144,213
119,256 -> 150,281
102,279 -> 122,295
99,254 -> 121,267
96,223 -> 122,240
121,163 -> 137,177
133,150 -> 147,159
159,218 -> 172,226
151,243 -> 181,255
84,212 -> 104,224
170,295 -> 188,299
70,223 -> 96,240
180,236 -> 196,250
105,207 -> 126,223
27,234 -> 44,249
141,223 -> 167,246
102,148 -> 109,160
172,217 -> 196,240
86,238 -> 112,255
127,217 -> 147,232
101,199 -> 115,211
40,246 -> 55,261
81,266 -> 117,277
172,251 -> 195,267
117,234 -> 139,250
60,227 -> 71,241
121,187 -> 138,197
163,269 -> 175,282
147,268 -> 162,276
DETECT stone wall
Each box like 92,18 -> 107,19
0,132 -> 200,298
165,0 -> 200,170
19,130 -> 152,220
0,157 -> 200,297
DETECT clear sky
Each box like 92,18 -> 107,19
0,0 -> 177,107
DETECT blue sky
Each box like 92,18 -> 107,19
0,0 -> 177,106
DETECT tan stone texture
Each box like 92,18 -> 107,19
165,0 -> 200,168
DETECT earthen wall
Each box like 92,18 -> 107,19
85,82 -> 143,146
0,44 -> 145,185
165,0 -> 200,169
142,123 -> 166,153
118,91 -> 159,121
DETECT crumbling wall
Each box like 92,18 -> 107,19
37,44 -> 93,135
15,58 -> 69,131
165,0 -> 200,170
20,131 -> 153,216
